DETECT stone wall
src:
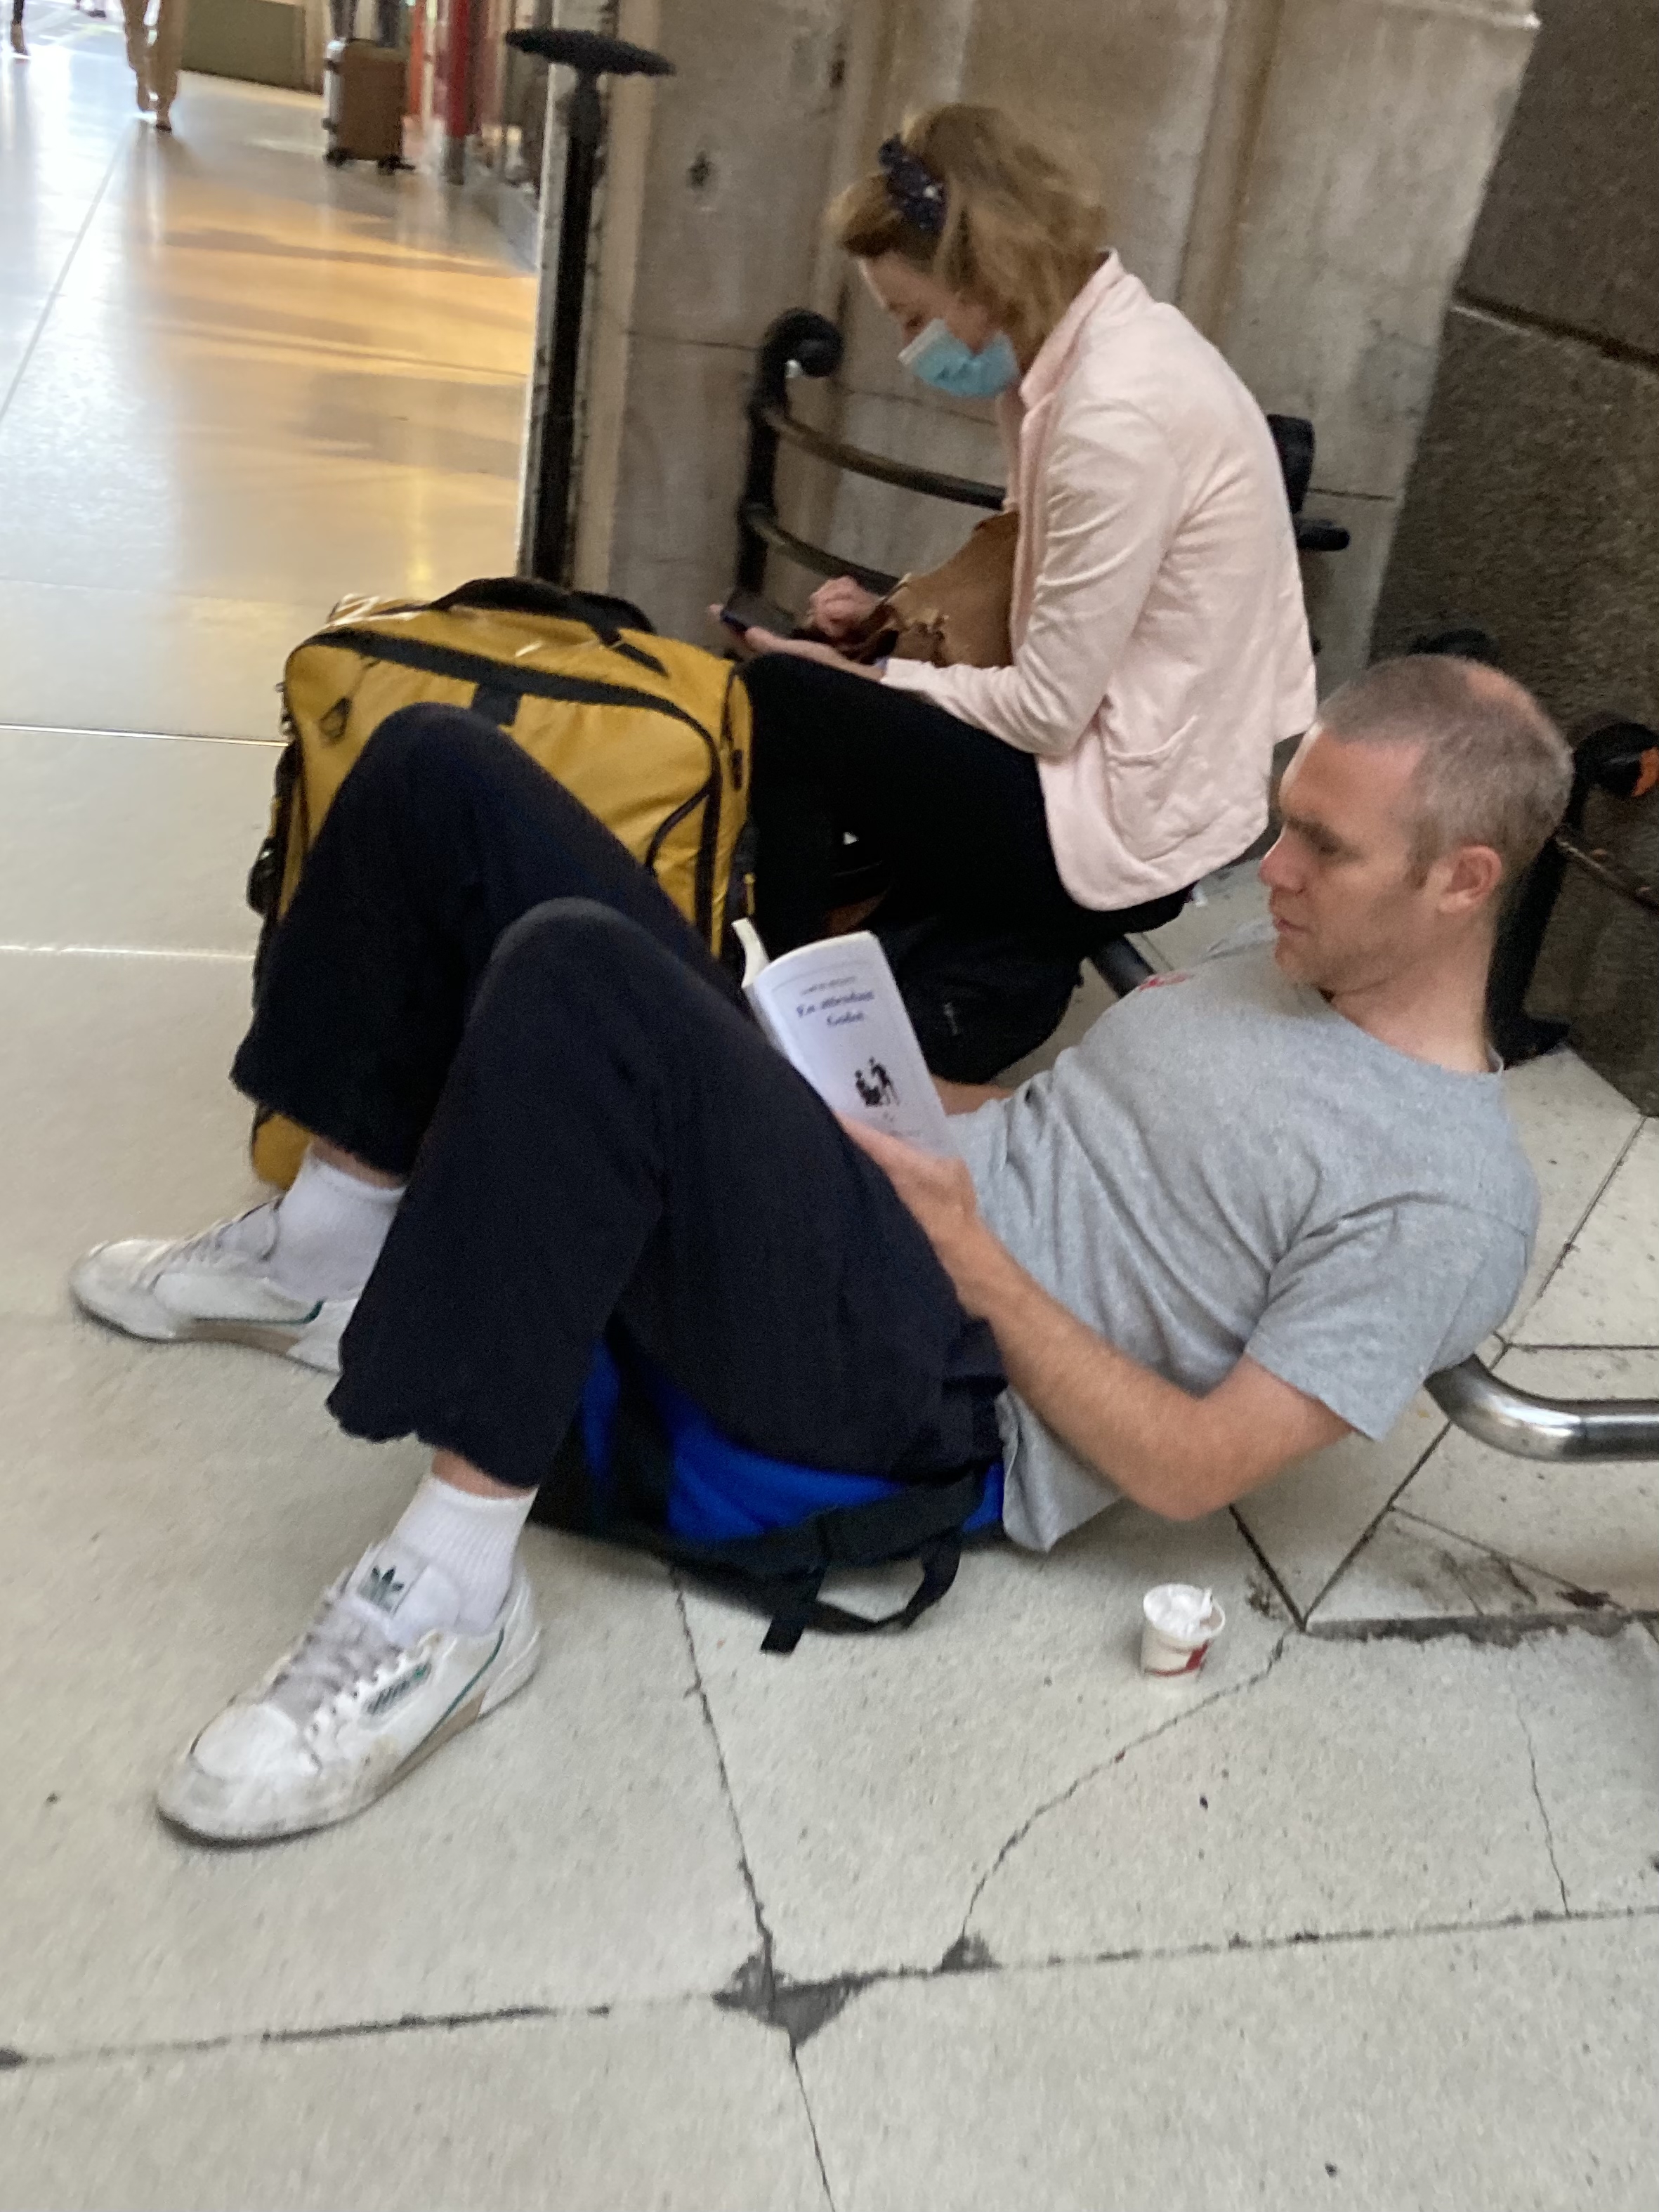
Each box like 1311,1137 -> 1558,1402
1374,0 -> 1659,1109
553,0 -> 1535,677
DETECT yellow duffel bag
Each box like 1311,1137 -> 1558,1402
247,577 -> 751,1186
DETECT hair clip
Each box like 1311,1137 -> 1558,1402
877,136 -> 947,237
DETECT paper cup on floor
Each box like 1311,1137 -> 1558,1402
1140,1583 -> 1224,1675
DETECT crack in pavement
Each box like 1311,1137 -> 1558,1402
951,1632 -> 1291,1954
673,1585 -> 838,2209
1511,1680 -> 1572,1915
6,1903 -> 1655,2078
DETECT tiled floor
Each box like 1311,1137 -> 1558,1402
1,8 -> 530,739
2,32 -> 1657,2212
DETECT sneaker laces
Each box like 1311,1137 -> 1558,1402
268,1588 -> 402,1729
140,1204 -> 280,1285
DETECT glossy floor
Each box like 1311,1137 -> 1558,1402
1,33 -> 1655,2212
0,8 -> 532,739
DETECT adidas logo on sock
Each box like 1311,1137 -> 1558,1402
358,1562 -> 408,1614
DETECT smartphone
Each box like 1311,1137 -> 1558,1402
719,587 -> 789,636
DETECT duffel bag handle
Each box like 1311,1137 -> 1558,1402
431,576 -> 656,641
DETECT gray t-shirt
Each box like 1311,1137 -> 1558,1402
954,922 -> 1537,1550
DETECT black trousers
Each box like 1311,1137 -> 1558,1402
234,706 -> 1003,1493
742,651 -> 1190,955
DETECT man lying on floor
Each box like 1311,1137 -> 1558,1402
71,656 -> 1570,1844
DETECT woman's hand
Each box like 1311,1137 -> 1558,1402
724,623 -> 884,679
806,575 -> 882,640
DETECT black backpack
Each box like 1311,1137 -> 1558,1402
878,915 -> 1084,1083
530,1334 -> 1002,1653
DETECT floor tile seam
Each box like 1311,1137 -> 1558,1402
0,1985 -> 749,2079
14,1904 -> 1652,2083
952,1632 -> 1292,1949
0,577 -> 332,616
0,942 -> 253,962
1304,1608 -> 1658,1647
1509,1333 -> 1659,1354
956,1899 -> 1659,1985
1504,1335 -> 1659,1354
15,319 -> 535,387
669,1591 -> 835,2197
0,126 -> 130,433
69,213 -> 530,280
60,234 -> 530,284
1292,1408 -> 1455,1621
766,1902 -> 1659,2042
669,1583 -> 778,1998
1514,1115 -> 1651,1330
1386,1501 -> 1654,1616
0,722 -> 284,747
1227,1505 -> 1306,1628
1383,1503 -> 1593,1606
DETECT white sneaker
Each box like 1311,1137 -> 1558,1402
70,1205 -> 355,1373
158,1550 -> 542,1840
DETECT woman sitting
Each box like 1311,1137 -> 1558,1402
737,103 -> 1316,1018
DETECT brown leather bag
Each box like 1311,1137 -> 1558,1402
848,509 -> 1018,669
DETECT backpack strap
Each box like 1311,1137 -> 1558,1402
755,1530 -> 963,1655
532,1339 -> 996,1653
638,1467 -> 986,1654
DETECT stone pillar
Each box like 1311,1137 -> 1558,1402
564,0 -> 851,639
1187,0 -> 1537,690
1374,0 -> 1659,1109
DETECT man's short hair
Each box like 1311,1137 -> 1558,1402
1317,655 -> 1572,883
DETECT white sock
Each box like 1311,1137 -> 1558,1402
268,1150 -> 404,1302
383,1474 -> 535,1633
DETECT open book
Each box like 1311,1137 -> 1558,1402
733,922 -> 955,1156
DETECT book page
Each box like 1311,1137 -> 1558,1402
747,933 -> 954,1155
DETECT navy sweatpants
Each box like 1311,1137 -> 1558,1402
233,706 -> 1003,1491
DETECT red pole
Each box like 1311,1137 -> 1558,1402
441,0 -> 472,181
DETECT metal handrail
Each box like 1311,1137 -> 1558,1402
755,400 -> 1005,513
736,309 -> 1004,598
1427,1355 -> 1659,1462
735,306 -> 1350,604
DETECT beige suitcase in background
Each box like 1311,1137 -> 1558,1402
322,39 -> 407,169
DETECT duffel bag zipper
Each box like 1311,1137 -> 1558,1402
299,626 -> 726,941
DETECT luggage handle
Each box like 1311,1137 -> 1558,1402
431,577 -> 658,654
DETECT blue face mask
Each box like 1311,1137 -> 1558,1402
898,319 -> 1020,400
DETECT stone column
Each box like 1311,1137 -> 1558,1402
1188,0 -> 1537,690
1375,0 -> 1659,1108
565,0 -> 851,639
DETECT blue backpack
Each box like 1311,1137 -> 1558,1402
532,1333 -> 1003,1652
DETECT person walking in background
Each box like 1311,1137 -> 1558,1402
122,0 -> 185,129
10,0 -> 25,58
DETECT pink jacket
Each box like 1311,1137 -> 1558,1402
881,255 -> 1316,909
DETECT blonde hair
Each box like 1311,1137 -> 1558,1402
1318,657 -> 1572,885
830,105 -> 1105,366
